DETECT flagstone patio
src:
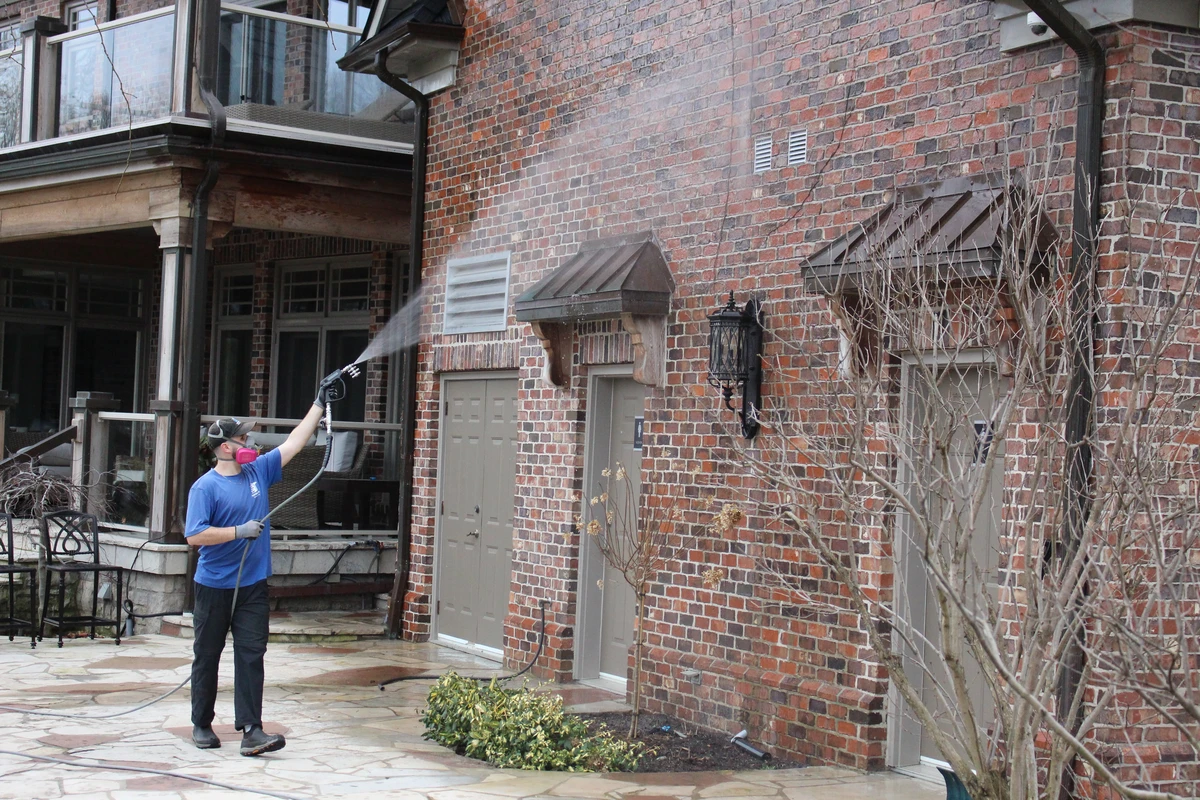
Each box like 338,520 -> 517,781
0,622 -> 943,800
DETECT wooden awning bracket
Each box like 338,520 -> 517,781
530,321 -> 574,389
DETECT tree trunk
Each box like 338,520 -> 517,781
629,590 -> 647,738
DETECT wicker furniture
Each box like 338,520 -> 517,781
267,442 -> 369,530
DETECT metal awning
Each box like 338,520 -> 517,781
801,174 -> 1056,293
514,232 -> 674,323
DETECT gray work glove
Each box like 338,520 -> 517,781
234,519 -> 264,540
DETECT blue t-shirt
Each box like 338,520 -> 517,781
185,448 -> 283,589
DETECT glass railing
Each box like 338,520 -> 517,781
96,412 -> 154,533
218,3 -> 412,145
53,9 -> 175,138
3,5 -> 410,153
0,47 -> 21,147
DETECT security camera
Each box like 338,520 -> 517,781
1027,12 -> 1048,36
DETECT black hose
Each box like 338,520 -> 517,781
378,599 -> 550,690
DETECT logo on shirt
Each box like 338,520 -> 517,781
250,480 -> 260,499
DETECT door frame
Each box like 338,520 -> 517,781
431,370 -> 518,659
574,365 -> 638,686
886,347 -> 1000,769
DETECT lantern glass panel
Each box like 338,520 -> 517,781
708,317 -> 745,384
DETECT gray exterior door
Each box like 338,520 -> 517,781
897,364 -> 1002,766
437,377 -> 518,650
580,376 -> 646,681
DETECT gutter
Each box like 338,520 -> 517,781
1020,2 -> 1104,797
178,0 -> 227,593
372,50 -> 428,639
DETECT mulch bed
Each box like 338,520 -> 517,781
577,711 -> 802,773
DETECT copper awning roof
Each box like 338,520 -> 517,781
514,232 -> 674,323
801,175 -> 1056,293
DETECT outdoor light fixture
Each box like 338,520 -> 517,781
706,291 -> 764,440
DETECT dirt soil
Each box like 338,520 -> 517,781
577,711 -> 802,773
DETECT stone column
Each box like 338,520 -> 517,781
151,211 -> 193,544
19,16 -> 67,144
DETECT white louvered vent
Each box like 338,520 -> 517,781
444,252 -> 511,335
753,135 -> 773,173
788,129 -> 808,166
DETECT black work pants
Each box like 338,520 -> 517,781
190,579 -> 269,732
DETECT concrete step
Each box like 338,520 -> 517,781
161,610 -> 388,642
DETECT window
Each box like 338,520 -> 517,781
272,259 -> 370,422
0,22 -> 19,51
444,252 -> 511,335
320,0 -> 384,115
0,262 -> 146,432
211,268 -> 255,416
217,0 -> 286,106
65,1 -> 99,30
0,23 -> 21,149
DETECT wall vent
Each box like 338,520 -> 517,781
444,252 -> 512,334
788,129 -> 808,166
753,135 -> 772,173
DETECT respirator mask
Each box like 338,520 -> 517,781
208,418 -> 259,465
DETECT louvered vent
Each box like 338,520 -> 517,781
753,135 -> 772,173
444,252 -> 511,334
788,129 -> 808,166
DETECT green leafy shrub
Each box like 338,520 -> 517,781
420,672 -> 643,772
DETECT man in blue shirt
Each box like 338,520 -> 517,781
186,396 -> 327,756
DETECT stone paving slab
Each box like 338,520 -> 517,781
0,634 -> 942,800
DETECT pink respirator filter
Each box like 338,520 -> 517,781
235,448 -> 258,465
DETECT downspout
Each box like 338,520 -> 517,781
373,50 -> 427,639
178,0 -> 227,602
1021,2 -> 1104,796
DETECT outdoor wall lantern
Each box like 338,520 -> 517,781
706,292 -> 764,440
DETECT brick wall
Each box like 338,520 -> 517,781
408,0 -> 1200,780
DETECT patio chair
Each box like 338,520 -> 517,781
268,435 -> 368,530
1,512 -> 38,648
39,510 -> 123,647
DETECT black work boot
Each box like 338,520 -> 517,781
192,725 -> 221,749
240,725 -> 286,756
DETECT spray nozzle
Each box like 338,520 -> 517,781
317,364 -> 362,406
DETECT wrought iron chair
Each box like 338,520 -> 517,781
38,510 -> 123,647
1,512 -> 38,648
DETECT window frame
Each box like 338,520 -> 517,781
209,265 -> 256,417
64,0 -> 100,30
270,256 -> 371,421
0,258 -> 148,429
